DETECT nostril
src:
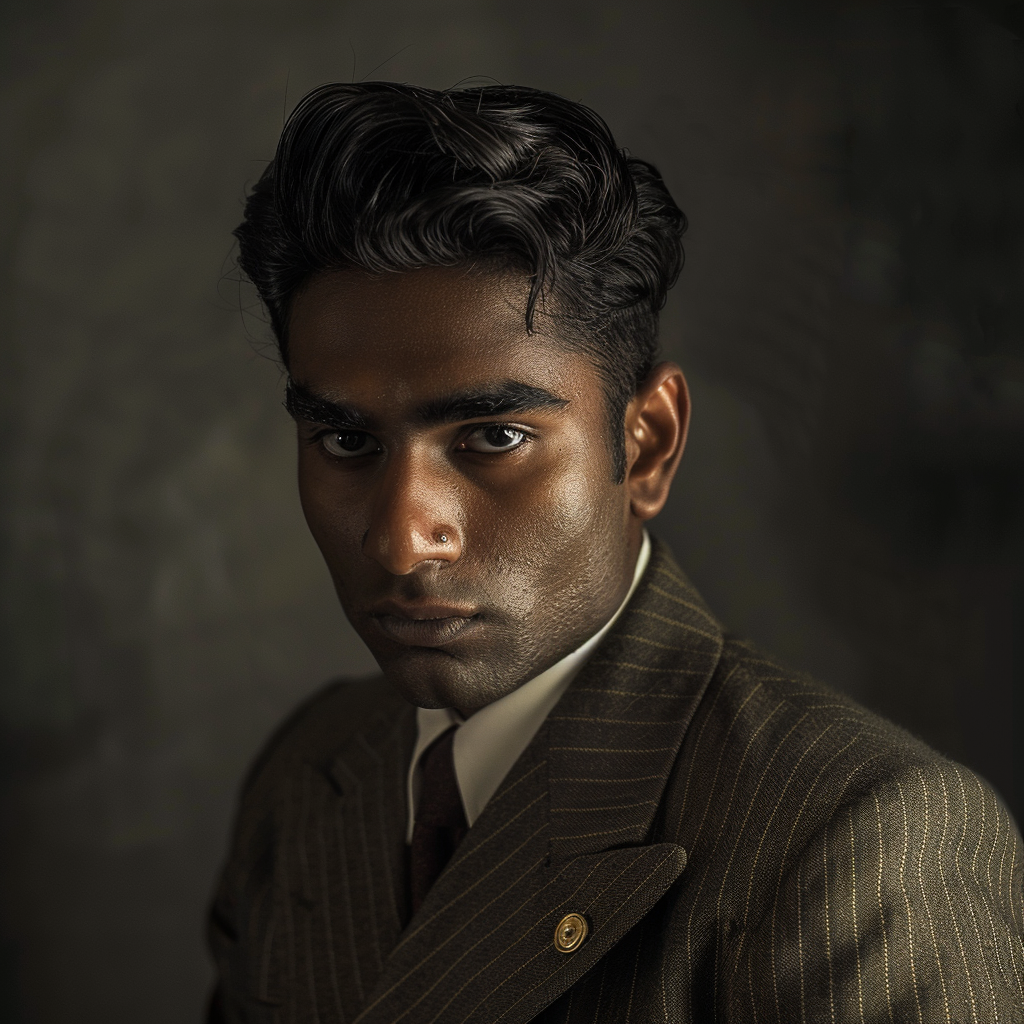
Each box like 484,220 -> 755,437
363,520 -> 460,575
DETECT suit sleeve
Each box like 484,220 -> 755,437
731,760 -> 1024,1022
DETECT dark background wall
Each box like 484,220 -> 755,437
1,0 -> 1021,1020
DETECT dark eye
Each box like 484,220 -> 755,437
460,425 -> 527,453
320,431 -> 379,458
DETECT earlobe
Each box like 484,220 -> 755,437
625,363 -> 690,521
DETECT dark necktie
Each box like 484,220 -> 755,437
409,726 -> 468,914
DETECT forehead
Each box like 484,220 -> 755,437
286,267 -> 587,400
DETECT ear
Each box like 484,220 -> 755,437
623,362 -> 690,521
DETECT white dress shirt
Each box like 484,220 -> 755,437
406,531 -> 651,841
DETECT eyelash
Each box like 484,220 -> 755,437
305,423 -> 533,458
457,423 -> 531,453
308,428 -> 380,459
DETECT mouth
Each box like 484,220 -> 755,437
369,600 -> 482,648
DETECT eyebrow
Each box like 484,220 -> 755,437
285,380 -> 369,430
285,378 -> 568,429
417,381 -> 569,422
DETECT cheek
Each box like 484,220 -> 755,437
485,450 -> 623,594
536,437 -> 619,532
296,453 -> 365,559
483,455 -> 587,538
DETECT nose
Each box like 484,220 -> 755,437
363,449 -> 462,575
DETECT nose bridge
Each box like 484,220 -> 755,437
365,441 -> 460,573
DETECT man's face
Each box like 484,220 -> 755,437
287,266 -> 643,713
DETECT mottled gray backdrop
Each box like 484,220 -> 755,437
1,0 -> 1021,1020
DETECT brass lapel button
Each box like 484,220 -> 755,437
554,913 -> 588,953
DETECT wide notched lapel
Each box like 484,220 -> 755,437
546,539 -> 724,864
352,539 -> 724,1024
281,695 -> 415,1022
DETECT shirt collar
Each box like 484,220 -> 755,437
407,531 -> 651,841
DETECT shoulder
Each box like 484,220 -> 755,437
715,635 -> 1016,848
683,635 -> 943,800
663,632 -> 980,871
633,540 -> 967,847
700,654 -> 1024,1019
705,647 -> 1024,1017
665,634 -> 1019,910
237,673 -> 410,807
637,540 -> 1002,843
209,673 -> 412,950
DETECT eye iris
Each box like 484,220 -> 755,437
336,432 -> 365,451
485,426 -> 520,448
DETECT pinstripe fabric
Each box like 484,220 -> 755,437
208,539 -> 1024,1022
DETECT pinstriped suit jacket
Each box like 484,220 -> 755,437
208,539 -> 1024,1022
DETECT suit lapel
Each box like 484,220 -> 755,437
281,694 -> 415,1021
547,539 -> 724,864
352,539 -> 724,1024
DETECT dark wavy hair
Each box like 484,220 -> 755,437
235,82 -> 687,480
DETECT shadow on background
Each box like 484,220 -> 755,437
0,0 -> 1021,1020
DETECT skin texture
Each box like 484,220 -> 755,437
287,266 -> 690,714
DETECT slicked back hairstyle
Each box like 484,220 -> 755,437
235,82 -> 687,480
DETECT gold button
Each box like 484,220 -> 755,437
554,913 -> 588,953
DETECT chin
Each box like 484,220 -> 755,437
378,647 -> 525,711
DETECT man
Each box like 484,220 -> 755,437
208,83 -> 1024,1022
